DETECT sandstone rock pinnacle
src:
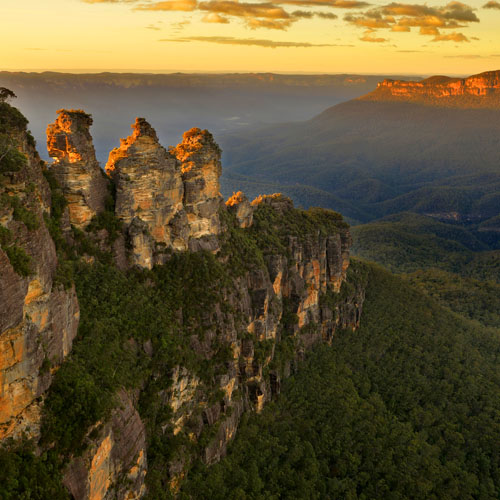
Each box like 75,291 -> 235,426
47,109 -> 108,228
172,127 -> 223,251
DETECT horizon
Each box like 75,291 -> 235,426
2,68 -> 499,79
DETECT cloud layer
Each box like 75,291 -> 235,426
81,0 -> 490,47
345,1 -> 479,43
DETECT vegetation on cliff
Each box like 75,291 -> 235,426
183,263 -> 500,499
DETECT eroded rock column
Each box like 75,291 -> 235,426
47,109 -> 107,229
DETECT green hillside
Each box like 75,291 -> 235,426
183,263 -> 500,499
221,101 -> 500,229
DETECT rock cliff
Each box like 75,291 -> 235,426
47,109 -> 108,229
106,120 -> 222,268
63,390 -> 147,500
171,127 -> 222,252
1,101 -> 366,499
0,101 -> 79,441
362,70 -> 500,108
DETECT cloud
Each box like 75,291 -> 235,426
317,11 -> 338,18
160,35 -> 340,47
83,0 -> 137,2
346,1 -> 479,42
360,33 -> 389,42
483,0 -> 500,8
274,0 -> 368,6
198,1 -> 290,19
135,0 -> 197,11
291,9 -> 338,18
197,0 -> 339,29
202,12 -> 230,22
444,53 -> 483,58
432,31 -> 469,41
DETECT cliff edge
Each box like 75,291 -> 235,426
361,70 -> 500,108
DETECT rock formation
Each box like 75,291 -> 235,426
363,70 -> 500,108
166,194 -> 363,474
1,105 -> 79,440
226,191 -> 254,228
106,120 -> 222,267
106,118 -> 186,267
171,127 -> 223,252
47,109 -> 108,228
63,390 -> 147,500
2,103 -> 365,499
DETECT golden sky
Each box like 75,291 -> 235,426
2,0 -> 500,74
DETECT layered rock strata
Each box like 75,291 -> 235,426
47,109 -> 108,228
106,118 -> 186,267
106,120 -> 222,267
63,390 -> 147,500
0,109 -> 79,440
363,70 -> 500,108
166,194 -> 363,475
171,127 -> 222,252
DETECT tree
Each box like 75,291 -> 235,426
0,87 -> 16,103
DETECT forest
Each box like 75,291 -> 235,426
182,263 -> 500,499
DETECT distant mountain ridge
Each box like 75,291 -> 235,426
220,69 -> 500,248
362,70 -> 500,108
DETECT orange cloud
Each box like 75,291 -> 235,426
432,31 -> 469,41
246,18 -> 293,28
202,12 -> 230,22
346,1 -> 479,42
160,35 -> 341,47
483,0 -> 500,7
274,0 -> 368,6
360,33 -> 389,42
135,0 -> 197,11
198,1 -> 291,19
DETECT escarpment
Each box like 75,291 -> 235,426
1,100 -> 366,499
47,110 -> 108,229
362,70 -> 500,108
0,101 -> 79,441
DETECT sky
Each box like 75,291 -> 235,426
1,0 -> 500,74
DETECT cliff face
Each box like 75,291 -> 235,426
163,194 -> 364,480
172,127 -> 222,252
226,191 -> 253,228
1,102 -> 366,500
0,103 -> 79,441
106,118 -> 186,267
106,120 -> 222,268
363,70 -> 500,108
47,110 -> 108,229
63,390 -> 147,500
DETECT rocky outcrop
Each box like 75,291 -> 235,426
106,118 -> 186,267
363,70 -> 500,108
1,105 -> 79,440
2,103 -> 365,500
47,109 -> 108,228
166,194 -> 363,475
226,191 -> 253,228
63,390 -> 147,500
106,120 -> 222,267
171,127 -> 223,252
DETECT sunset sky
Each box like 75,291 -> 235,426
2,0 -> 500,74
